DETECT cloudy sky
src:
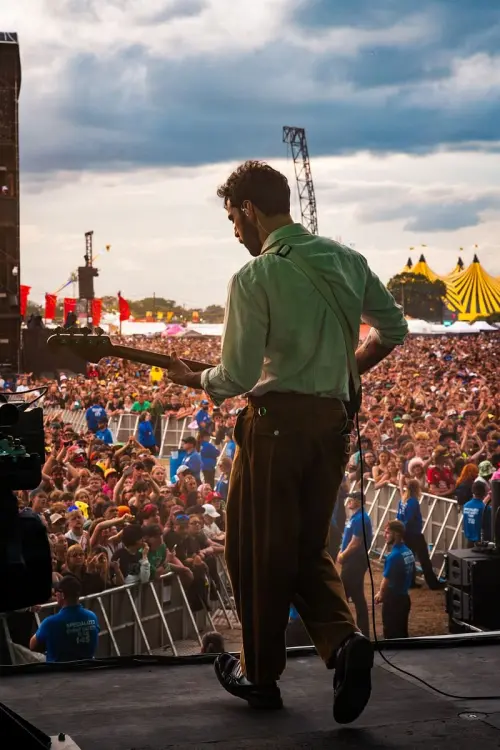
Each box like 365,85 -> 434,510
4,0 -> 500,307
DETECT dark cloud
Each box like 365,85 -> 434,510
20,1 -> 500,174
358,195 -> 500,232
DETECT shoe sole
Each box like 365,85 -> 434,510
214,658 -> 283,710
333,637 -> 374,724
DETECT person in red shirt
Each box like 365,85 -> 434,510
426,446 -> 456,497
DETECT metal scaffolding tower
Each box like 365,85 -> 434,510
282,126 -> 318,235
0,32 -> 21,372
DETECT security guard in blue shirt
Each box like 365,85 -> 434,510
462,480 -> 490,547
375,520 -> 415,639
338,491 -> 373,638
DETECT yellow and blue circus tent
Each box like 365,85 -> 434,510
445,255 -> 500,321
400,252 -> 500,321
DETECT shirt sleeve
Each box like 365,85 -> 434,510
350,516 -> 363,538
383,554 -> 393,579
361,263 -> 409,348
201,266 -> 269,405
35,616 -> 50,648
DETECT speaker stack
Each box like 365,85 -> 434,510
446,480 -> 500,632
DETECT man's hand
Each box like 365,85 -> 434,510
166,352 -> 206,390
374,591 -> 383,605
166,353 -> 193,386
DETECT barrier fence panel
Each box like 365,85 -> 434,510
114,413 -> 140,444
362,479 -> 463,578
159,417 -> 197,458
0,573 -> 212,664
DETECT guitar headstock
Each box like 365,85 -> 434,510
47,326 -> 114,361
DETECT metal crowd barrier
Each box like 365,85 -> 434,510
42,408 -> 198,455
1,564 -> 240,665
44,407 -> 87,434
362,479 -> 463,578
158,416 -> 197,458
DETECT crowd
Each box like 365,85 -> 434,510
1,330 -> 499,660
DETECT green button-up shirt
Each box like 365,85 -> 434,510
201,224 -> 408,405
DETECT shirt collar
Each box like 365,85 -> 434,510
261,223 -> 311,254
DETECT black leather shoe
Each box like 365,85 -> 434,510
214,653 -> 283,710
333,632 -> 373,724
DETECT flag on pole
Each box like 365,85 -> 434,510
19,285 -> 30,318
118,292 -> 130,322
45,293 -> 57,320
92,298 -> 102,327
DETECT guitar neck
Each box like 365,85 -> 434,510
110,344 -> 210,373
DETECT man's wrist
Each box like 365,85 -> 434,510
177,371 -> 205,389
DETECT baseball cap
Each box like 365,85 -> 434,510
105,468 -> 118,479
50,513 -> 64,525
479,460 -> 495,478
202,503 -> 220,518
177,465 -> 190,475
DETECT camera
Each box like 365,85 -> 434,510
0,397 -> 52,612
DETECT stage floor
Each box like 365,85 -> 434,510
1,645 -> 500,749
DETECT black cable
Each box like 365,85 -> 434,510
355,413 -> 500,701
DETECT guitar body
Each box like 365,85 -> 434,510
47,326 -> 210,373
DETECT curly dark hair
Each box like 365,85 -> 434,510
216,160 -> 290,216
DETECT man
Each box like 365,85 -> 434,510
462,480 -> 490,547
166,161 -> 408,722
30,576 -> 99,662
375,520 -> 415,639
181,436 -> 202,483
337,491 -> 372,639
85,398 -> 107,434
196,400 -> 213,430
199,429 -> 220,488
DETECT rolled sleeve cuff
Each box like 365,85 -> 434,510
201,365 -> 246,407
370,319 -> 409,349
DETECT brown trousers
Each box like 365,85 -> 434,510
225,392 -> 356,685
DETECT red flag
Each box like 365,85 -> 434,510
91,298 -> 102,327
19,285 -> 30,318
63,297 -> 77,322
118,292 -> 130,322
45,293 -> 57,320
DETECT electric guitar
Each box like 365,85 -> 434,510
46,326 -> 211,373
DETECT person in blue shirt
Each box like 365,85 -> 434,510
330,474 -> 348,563
199,429 -> 220,488
95,419 -> 114,445
224,430 -> 236,460
180,436 -> 202,483
338,491 -> 372,638
85,399 -> 107,433
397,478 -> 442,590
137,412 -> 157,454
463,480 -> 489,547
195,400 -> 212,431
30,575 -> 99,662
215,455 -> 232,502
376,520 -> 415,639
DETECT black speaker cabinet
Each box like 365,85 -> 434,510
445,548 -> 500,629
